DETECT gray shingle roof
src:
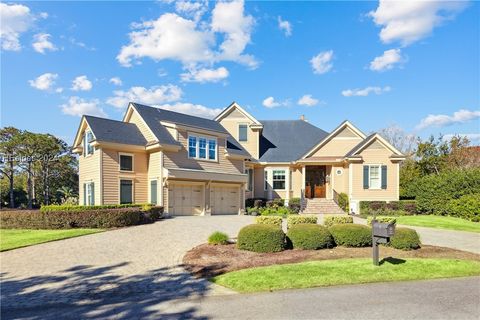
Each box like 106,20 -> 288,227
345,133 -> 376,157
258,120 -> 328,162
85,116 -> 147,146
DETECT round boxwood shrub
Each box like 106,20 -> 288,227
237,224 -> 285,253
389,227 -> 421,250
287,224 -> 334,250
208,231 -> 229,245
329,224 -> 372,247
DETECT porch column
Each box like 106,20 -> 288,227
301,166 -> 306,190
285,167 -> 290,206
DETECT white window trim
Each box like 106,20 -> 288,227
86,181 -> 94,206
188,134 -> 218,162
368,164 -> 382,190
84,130 -> 94,157
118,152 -> 134,172
272,169 -> 287,191
238,123 -> 248,142
119,178 -> 134,204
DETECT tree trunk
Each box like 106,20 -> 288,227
9,159 -> 14,208
27,162 -> 33,209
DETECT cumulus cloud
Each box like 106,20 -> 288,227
28,73 -> 58,91
342,86 -> 391,97
0,3 -> 34,51
369,49 -> 404,72
174,0 -> 208,22
262,96 -> 289,108
155,102 -> 223,119
369,0 -> 468,46
71,75 -> 93,91
109,77 -> 123,86
117,0 -> 257,72
32,33 -> 57,54
310,50 -> 333,74
416,109 -> 480,130
180,66 -> 229,83
297,94 -> 319,107
106,85 -> 183,109
278,16 -> 292,37
61,96 -> 107,117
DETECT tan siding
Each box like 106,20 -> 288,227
331,164 -> 349,194
219,115 -> 259,159
166,127 -> 178,141
351,147 -> 398,201
336,127 -> 360,138
163,130 -> 243,174
148,151 -> 162,204
311,138 -> 362,157
253,167 -> 266,198
291,167 -> 303,198
127,109 -> 156,142
78,144 -> 101,205
102,149 -> 149,204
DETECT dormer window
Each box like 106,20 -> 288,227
239,124 -> 248,142
84,131 -> 94,156
188,134 -> 217,161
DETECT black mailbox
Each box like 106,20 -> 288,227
373,222 -> 396,238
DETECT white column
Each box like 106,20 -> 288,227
285,167 -> 290,206
301,166 -> 306,190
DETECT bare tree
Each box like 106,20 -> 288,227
377,124 -> 417,156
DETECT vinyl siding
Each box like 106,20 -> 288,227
148,151 -> 162,205
219,110 -> 259,159
291,167 -> 303,198
335,127 -> 360,138
102,149 -> 149,204
311,137 -> 363,157
78,145 -> 101,205
351,142 -> 398,201
127,108 -> 157,142
163,130 -> 243,174
331,164 -> 349,194
253,167 -> 266,198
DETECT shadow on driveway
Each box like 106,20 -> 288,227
1,262 -> 210,319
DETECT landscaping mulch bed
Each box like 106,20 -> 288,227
183,244 -> 480,278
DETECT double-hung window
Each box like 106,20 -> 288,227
119,154 -> 133,171
84,131 -> 94,156
188,134 -> 217,161
239,124 -> 248,142
272,170 -> 286,190
84,182 -> 94,206
369,165 -> 381,189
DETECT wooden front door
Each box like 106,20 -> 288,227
305,166 -> 326,199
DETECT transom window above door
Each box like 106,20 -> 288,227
188,134 -> 217,161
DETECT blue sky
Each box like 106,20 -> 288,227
1,0 -> 479,145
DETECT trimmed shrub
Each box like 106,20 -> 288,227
323,215 -> 353,228
287,224 -> 334,250
446,193 -> 480,222
142,206 -> 164,222
237,224 -> 285,253
287,215 -> 318,229
0,208 -> 144,229
255,216 -> 283,227
329,224 -> 372,247
366,216 -> 397,226
258,206 -> 295,216
245,198 -> 267,208
337,193 -> 349,212
288,197 -> 302,214
208,231 -> 229,245
388,227 -> 421,250
40,203 -> 147,213
360,200 -> 417,216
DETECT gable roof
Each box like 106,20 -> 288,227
345,133 -> 404,157
302,120 -> 366,159
214,101 -> 262,126
84,116 -> 147,146
258,120 -> 328,162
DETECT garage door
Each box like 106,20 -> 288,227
168,184 -> 204,216
211,186 -> 239,215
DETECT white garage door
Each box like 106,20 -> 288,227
211,186 -> 239,215
168,184 -> 204,216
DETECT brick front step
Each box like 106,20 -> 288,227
302,199 -> 345,214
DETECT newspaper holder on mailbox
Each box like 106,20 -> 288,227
372,220 -> 396,266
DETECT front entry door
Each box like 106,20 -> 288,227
305,166 -> 326,198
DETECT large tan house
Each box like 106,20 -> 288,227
73,102 -> 405,215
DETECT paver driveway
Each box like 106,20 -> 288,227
1,216 -> 254,318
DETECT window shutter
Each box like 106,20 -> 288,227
91,183 -> 95,205
381,165 -> 387,189
83,183 -> 86,205
363,166 -> 369,189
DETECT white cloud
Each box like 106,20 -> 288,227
109,77 -> 123,86
369,0 -> 468,46
71,75 -> 93,91
443,133 -> 480,143
106,85 -> 183,109
297,94 -> 319,107
155,102 -> 222,119
342,86 -> 391,97
262,96 -> 289,108
32,33 -> 57,54
117,0 -> 257,71
180,66 -> 229,83
28,73 -> 58,91
0,3 -> 34,51
61,96 -> 107,117
416,109 -> 480,130
310,50 -> 333,74
369,49 -> 404,72
174,0 -> 208,22
278,16 -> 292,37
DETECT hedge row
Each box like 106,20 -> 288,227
323,216 -> 353,228
0,206 -> 163,229
287,224 -> 333,250
255,216 -> 283,227
287,215 -> 318,229
366,216 -> 397,226
40,203 -> 149,213
237,224 -> 286,253
360,200 -> 417,216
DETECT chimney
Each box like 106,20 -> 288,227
300,115 -> 306,121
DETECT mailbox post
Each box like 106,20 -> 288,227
372,220 -> 396,266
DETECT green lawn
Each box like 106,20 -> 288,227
212,258 -> 480,293
389,216 -> 480,233
0,229 -> 104,251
